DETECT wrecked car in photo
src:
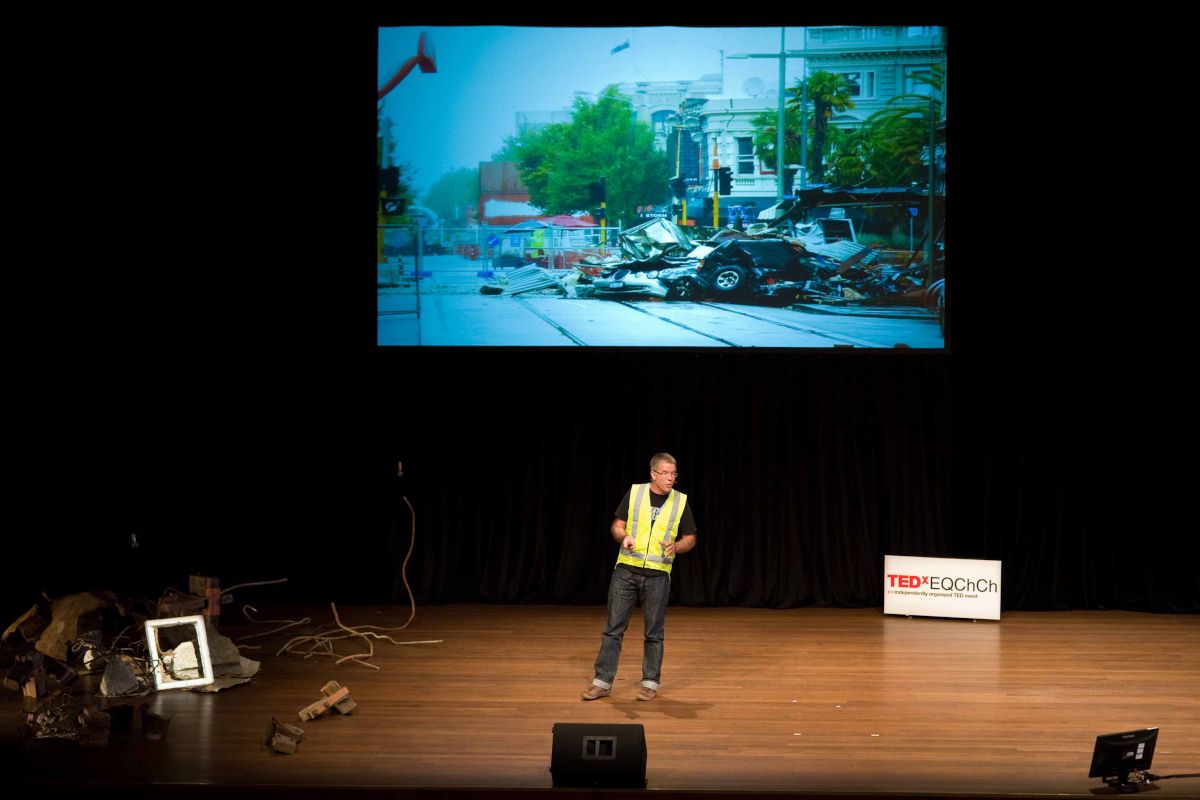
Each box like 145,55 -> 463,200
658,239 -> 840,305
591,267 -> 671,299
590,218 -> 700,300
587,216 -> 878,306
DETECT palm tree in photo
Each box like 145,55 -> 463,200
789,70 -> 855,184
865,65 -> 945,187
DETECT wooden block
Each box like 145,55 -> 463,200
321,680 -> 356,714
205,587 -> 222,618
297,685 -> 349,721
321,685 -> 349,706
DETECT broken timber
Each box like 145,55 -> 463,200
297,680 -> 356,721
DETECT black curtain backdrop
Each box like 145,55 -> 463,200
353,352 -> 1195,614
12,348 -> 1195,622
376,353 -> 950,609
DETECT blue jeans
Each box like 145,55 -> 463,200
592,565 -> 670,691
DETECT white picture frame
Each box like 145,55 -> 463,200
144,614 -> 215,690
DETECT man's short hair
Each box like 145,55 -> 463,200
650,452 -> 677,471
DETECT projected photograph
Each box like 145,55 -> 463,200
377,26 -> 946,348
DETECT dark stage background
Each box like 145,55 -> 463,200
12,345 -> 1196,619
11,16 -> 1196,623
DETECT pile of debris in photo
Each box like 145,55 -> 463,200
482,204 -> 944,319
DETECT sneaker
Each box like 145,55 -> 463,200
636,687 -> 657,701
580,685 -> 611,701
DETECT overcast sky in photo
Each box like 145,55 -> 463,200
378,26 -> 814,196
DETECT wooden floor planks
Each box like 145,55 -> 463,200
6,604 -> 1199,799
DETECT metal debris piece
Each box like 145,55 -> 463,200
32,702 -> 82,741
501,265 -> 571,296
804,240 -> 869,263
28,696 -> 110,746
618,218 -> 698,263
266,716 -> 306,754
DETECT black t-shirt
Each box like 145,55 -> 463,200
614,487 -> 697,537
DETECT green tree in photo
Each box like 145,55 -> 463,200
750,105 -> 803,173
750,66 -> 946,190
864,65 -> 944,187
495,87 -> 671,227
752,71 -> 855,187
822,125 -> 876,187
790,70 -> 855,184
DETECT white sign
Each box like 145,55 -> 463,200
883,554 -> 1002,621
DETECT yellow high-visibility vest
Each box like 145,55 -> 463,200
616,483 -> 688,575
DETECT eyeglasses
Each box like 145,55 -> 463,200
652,470 -> 679,479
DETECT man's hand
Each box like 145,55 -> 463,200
666,534 -> 696,558
622,534 -> 636,549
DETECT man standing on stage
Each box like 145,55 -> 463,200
582,453 -> 697,702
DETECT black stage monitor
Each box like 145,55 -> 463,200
1089,727 -> 1158,792
551,722 -> 646,788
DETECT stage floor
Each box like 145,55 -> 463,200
6,604 -> 1200,798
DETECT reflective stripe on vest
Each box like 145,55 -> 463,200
616,483 -> 688,574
